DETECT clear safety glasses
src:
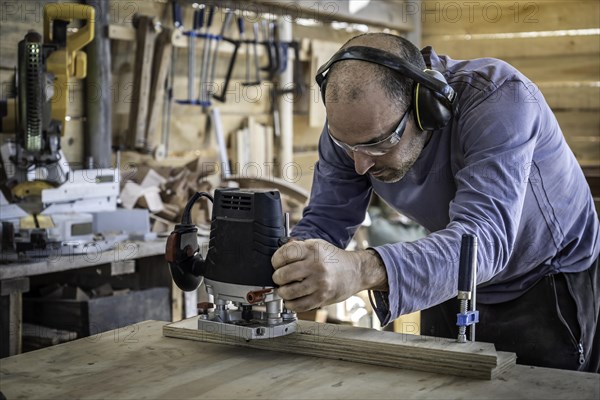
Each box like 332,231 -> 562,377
327,108 -> 410,156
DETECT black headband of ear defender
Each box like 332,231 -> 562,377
315,46 -> 457,131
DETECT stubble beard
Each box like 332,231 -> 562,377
370,134 -> 427,183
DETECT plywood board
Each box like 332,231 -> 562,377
163,316 -> 516,380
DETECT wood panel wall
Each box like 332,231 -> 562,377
421,0 -> 600,187
0,0 -> 416,193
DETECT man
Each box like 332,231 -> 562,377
271,33 -> 599,372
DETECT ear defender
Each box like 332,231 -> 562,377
413,69 -> 453,131
315,46 -> 456,132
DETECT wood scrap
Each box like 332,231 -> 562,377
229,117 -> 274,178
22,323 -> 78,351
163,317 -> 516,380
117,150 -> 219,232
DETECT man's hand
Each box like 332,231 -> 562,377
271,238 -> 388,312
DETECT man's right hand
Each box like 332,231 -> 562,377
271,239 -> 388,312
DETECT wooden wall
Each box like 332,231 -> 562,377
421,0 -> 600,202
0,0 -> 416,193
2,1 -> 596,186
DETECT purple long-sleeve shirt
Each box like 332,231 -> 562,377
291,47 -> 600,325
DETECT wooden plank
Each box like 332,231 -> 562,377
0,280 -> 28,355
564,136 -> 600,166
213,0 -> 414,31
0,293 -> 23,357
0,277 -> 30,296
422,1 -> 599,35
502,55 -> 600,82
108,24 -> 135,41
22,323 -> 77,351
11,293 -> 23,355
567,138 -> 600,167
293,24 -> 381,47
1,321 -> 599,399
0,239 -> 168,280
538,82 -> 600,110
555,110 -> 600,136
164,316 -> 516,380
554,110 -> 600,165
424,34 -> 599,60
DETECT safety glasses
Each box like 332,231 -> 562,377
327,108 -> 410,156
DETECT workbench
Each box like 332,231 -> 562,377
0,239 -> 169,357
0,320 -> 597,399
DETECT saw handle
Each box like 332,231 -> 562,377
43,4 -> 95,59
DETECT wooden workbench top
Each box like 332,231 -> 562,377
0,320 -> 598,399
0,239 -> 168,280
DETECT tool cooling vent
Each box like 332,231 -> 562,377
220,193 -> 252,211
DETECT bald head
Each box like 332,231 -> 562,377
324,33 -> 426,110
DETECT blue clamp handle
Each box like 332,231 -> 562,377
456,310 -> 479,327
